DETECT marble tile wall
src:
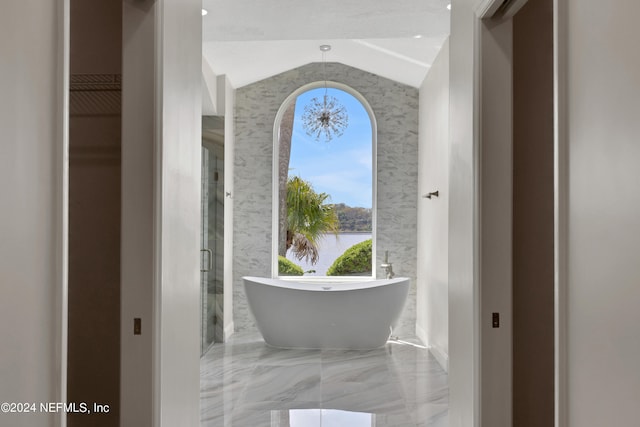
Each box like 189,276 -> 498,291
233,62 -> 419,336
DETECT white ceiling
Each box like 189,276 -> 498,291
201,0 -> 451,89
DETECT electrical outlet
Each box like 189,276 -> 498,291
492,312 -> 500,328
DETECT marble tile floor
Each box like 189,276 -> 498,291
200,332 -> 448,427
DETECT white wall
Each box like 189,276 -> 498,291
448,0 -> 482,425
417,39 -> 450,372
0,1 -> 67,426
157,0 -> 202,425
121,0 -> 202,425
201,59 -> 218,116
562,1 -> 640,425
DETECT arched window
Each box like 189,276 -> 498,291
272,82 -> 377,278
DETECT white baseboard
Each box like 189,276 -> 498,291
223,321 -> 235,342
415,324 -> 449,373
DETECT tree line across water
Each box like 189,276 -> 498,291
332,203 -> 372,232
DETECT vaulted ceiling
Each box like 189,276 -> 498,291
201,0 -> 451,89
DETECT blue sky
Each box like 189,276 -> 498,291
288,87 -> 373,208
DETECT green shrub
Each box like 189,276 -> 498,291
327,239 -> 372,276
278,256 -> 304,276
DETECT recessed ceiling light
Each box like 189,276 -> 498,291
413,34 -> 423,39
447,3 -> 451,10
202,9 -> 208,16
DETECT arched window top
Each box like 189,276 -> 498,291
272,82 -> 377,279
276,81 -> 377,137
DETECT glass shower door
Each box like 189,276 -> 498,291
201,133 -> 224,356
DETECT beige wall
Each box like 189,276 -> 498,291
0,1 -> 67,426
121,2 -> 156,424
417,39 -> 450,371
562,1 -> 640,425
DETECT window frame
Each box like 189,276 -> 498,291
271,81 -> 378,280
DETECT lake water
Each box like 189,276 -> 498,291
285,232 -> 372,276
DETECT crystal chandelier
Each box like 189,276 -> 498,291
301,45 -> 349,142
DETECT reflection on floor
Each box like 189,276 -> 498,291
200,332 -> 448,427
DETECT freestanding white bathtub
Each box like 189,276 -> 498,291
242,276 -> 410,349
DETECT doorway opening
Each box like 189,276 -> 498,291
201,116 -> 225,355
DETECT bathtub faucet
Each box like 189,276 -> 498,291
381,250 -> 395,279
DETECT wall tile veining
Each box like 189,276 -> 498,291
233,62 -> 419,336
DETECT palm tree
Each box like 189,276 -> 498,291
278,101 -> 296,257
285,176 -> 339,265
